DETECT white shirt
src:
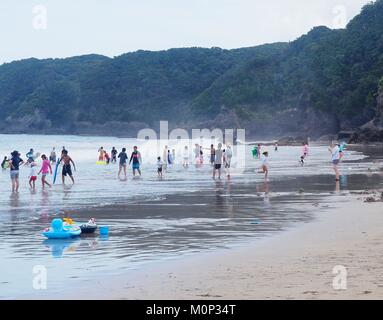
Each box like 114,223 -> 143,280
157,160 -> 163,169
183,149 -> 189,159
261,156 -> 269,166
215,149 -> 223,164
225,148 -> 233,159
331,146 -> 340,161
194,147 -> 199,158
29,166 -> 37,177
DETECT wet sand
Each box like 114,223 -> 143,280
6,144 -> 383,299
64,195 -> 383,300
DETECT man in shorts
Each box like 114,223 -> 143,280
213,143 -> 223,180
210,144 -> 216,166
61,150 -> 76,184
129,146 -> 142,177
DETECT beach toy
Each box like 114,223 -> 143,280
42,218 -> 82,239
63,217 -> 74,225
53,157 -> 60,184
99,225 -> 109,235
96,161 -> 107,165
80,218 -> 97,234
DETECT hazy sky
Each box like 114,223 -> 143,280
0,0 -> 373,64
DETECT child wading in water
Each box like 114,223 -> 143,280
39,154 -> 52,188
29,162 -> 38,189
258,151 -> 269,181
118,148 -> 128,180
329,141 -> 341,181
157,157 -> 163,177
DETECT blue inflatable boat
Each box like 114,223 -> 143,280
42,218 -> 81,239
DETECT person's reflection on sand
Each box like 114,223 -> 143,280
35,189 -> 51,224
9,193 -> 21,233
62,184 -> 73,201
214,180 -> 224,212
262,181 -> 270,208
335,180 -> 340,193
9,192 -> 20,209
340,175 -> 348,188
225,179 -> 234,218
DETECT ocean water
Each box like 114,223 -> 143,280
0,134 -> 381,299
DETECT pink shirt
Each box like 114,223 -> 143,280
41,160 -> 51,174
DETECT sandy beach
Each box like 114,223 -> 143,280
59,194 -> 383,300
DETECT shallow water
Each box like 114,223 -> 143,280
0,134 -> 382,298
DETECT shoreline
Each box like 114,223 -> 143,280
47,195 -> 383,300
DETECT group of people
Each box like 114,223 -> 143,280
111,143 -> 234,180
97,147 -> 119,164
2,147 -> 76,192
116,146 -> 142,180
250,140 -> 347,182
2,139 -> 348,192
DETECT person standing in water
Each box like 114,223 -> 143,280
213,143 -> 223,180
210,144 -> 216,166
38,154 -> 52,189
9,151 -> 24,192
300,142 -> 309,166
111,147 -> 118,163
225,145 -> 233,178
167,149 -> 173,166
28,161 -> 38,189
199,146 -> 204,165
274,142 -> 278,152
129,146 -> 142,177
259,151 -> 269,181
26,148 -> 34,164
157,157 -> 163,177
182,146 -> 189,168
1,156 -> 8,170
252,145 -> 258,159
61,150 -> 76,185
118,148 -> 128,179
104,150 -> 110,164
172,149 -> 176,164
49,147 -> 57,164
257,144 -> 262,158
163,146 -> 168,171
194,144 -> 200,165
98,147 -> 105,161
329,141 -> 341,181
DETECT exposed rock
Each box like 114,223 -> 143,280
349,80 -> 383,143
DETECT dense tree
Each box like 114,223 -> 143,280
0,0 -> 382,136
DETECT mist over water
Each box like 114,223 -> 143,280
0,134 -> 382,298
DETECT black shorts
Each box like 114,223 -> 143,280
157,167 -> 162,173
214,164 -> 222,170
62,164 -> 72,176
